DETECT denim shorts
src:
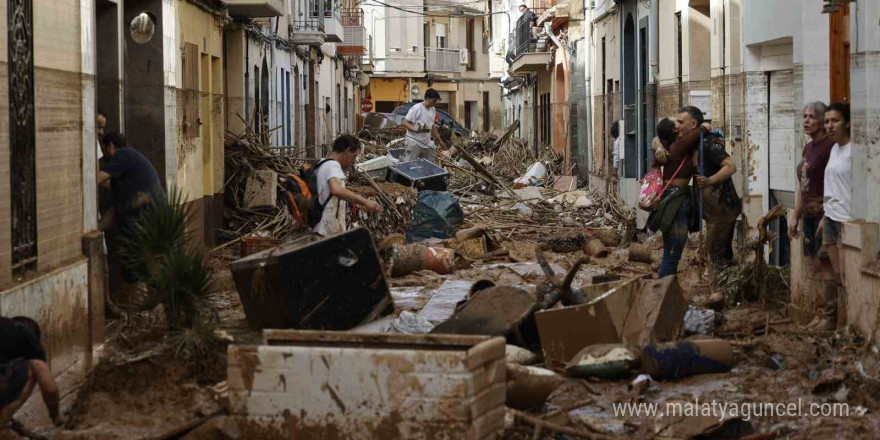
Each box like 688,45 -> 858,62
803,216 -> 822,256
822,216 -> 843,246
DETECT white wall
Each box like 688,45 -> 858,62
850,0 -> 880,223
364,0 -> 425,73
742,0 -> 802,69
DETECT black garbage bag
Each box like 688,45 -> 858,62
406,190 -> 464,243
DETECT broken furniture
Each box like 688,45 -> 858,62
228,330 -> 506,440
356,155 -> 399,178
430,248 -> 589,350
230,228 -> 391,330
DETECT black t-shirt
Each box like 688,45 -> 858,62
0,318 -> 46,364
700,135 -> 742,213
102,147 -> 164,229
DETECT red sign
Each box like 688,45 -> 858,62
361,98 -> 373,113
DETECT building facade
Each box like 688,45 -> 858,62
362,0 -> 502,135
0,0 -> 105,376
586,0 -> 880,343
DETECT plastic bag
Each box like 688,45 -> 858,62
406,190 -> 464,242
391,311 -> 435,334
683,306 -> 716,335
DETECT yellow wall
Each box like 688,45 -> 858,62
177,2 -> 225,201
368,78 -> 410,103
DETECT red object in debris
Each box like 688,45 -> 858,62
361,98 -> 373,113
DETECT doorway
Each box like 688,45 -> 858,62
482,91 -> 490,132
622,13 -> 636,178
96,0 -> 120,131
465,101 -> 478,131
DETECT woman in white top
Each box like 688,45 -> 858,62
820,102 -> 852,276
809,102 -> 851,331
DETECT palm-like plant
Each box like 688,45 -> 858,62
118,187 -> 215,328
118,188 -> 193,284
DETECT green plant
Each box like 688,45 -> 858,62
118,188 -> 193,284
118,187 -> 215,328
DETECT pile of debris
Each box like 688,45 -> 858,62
222,129 -> 420,249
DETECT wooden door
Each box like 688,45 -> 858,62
830,3 -> 850,103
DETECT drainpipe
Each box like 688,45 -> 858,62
646,0 -> 659,167
584,5 -> 593,179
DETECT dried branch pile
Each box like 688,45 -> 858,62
222,129 -> 420,244
223,131 -> 307,240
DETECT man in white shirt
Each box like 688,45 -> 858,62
402,88 -> 448,162
313,135 -> 382,237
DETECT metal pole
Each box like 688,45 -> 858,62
699,131 -> 705,232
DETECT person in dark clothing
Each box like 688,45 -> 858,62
519,4 -> 538,27
649,108 -> 710,278
695,132 -> 742,269
789,102 -> 834,259
97,132 -> 165,283
0,317 -> 63,432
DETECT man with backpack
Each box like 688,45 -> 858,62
652,107 -> 740,271
312,135 -> 382,237
695,130 -> 741,269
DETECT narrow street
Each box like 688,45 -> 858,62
1,0 -> 879,439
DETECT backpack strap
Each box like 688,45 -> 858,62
314,158 -> 338,206
658,152 -> 690,196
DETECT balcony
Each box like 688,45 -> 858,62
291,0 -> 344,45
507,14 -> 551,74
361,35 -> 375,73
226,0 -> 283,17
338,8 -> 365,55
323,10 -> 344,43
426,48 -> 461,73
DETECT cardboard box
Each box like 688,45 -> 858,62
585,277 -> 643,338
622,276 -> 688,347
535,302 -> 619,368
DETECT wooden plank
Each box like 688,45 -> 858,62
263,329 -> 489,348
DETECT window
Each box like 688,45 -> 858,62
254,65 -> 260,132
466,19 -> 475,71
436,23 -> 447,48
540,93 -> 551,145
183,42 -> 199,138
9,0 -> 37,273
482,20 -> 489,53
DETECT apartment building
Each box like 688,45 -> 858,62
497,0 -> 586,168
362,0 -> 502,134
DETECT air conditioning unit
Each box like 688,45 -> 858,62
459,49 -> 468,64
